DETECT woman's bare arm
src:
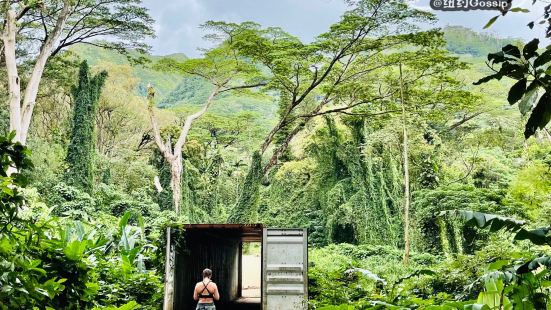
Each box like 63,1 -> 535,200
213,283 -> 220,301
193,283 -> 199,300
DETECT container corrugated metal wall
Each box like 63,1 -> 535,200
262,228 -> 308,310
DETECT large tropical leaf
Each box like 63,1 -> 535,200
516,256 -> 551,274
472,278 -> 512,310
394,269 -> 436,286
518,86 -> 538,115
119,211 -> 132,235
507,78 -> 527,104
439,210 -> 526,232
523,39 -> 540,59
441,210 -> 551,247
524,91 -> 551,138
514,227 -> 551,246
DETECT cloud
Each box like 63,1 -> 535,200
143,0 -> 550,57
142,0 -> 348,57
142,0 -> 209,56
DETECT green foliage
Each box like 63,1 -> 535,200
509,147 -> 551,221
0,207 -> 162,309
452,210 -> 551,309
309,243 -> 460,308
93,259 -> 162,309
65,61 -> 107,192
258,116 -> 406,246
259,158 -> 320,233
0,132 -> 33,230
47,182 -> 96,218
308,235 -> 550,309
0,132 -> 163,309
474,39 -> 551,138
412,185 -> 526,255
229,151 -> 263,223
0,106 -> 8,137
95,184 -> 160,218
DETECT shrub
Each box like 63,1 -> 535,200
47,182 -> 96,217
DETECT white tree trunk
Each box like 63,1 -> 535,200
170,157 -> 183,214
147,86 -> 220,214
154,176 -> 164,193
19,2 -> 72,144
2,9 -> 21,142
173,86 -> 220,155
163,227 -> 174,310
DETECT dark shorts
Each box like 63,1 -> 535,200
196,303 -> 216,310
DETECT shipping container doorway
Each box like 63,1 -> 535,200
240,242 -> 261,301
167,225 -> 307,310
171,224 -> 263,310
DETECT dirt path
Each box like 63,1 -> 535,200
242,254 -> 261,298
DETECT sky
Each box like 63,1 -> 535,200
142,0 -> 548,58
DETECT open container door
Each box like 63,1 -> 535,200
262,228 -> 308,310
168,224 -> 263,310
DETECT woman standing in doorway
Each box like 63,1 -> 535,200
193,268 -> 220,310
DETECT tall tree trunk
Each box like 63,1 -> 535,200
400,63 -> 411,265
147,85 -> 220,215
260,117 -> 285,155
169,157 -> 183,214
3,2 -> 71,144
2,9 -> 21,142
163,227 -> 174,310
20,2 -> 71,144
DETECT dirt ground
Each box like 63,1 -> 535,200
241,254 -> 261,298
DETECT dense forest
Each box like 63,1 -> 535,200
1,0 -> 551,309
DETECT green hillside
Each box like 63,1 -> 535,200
443,25 -> 518,57
71,45 -> 188,102
70,45 -> 278,124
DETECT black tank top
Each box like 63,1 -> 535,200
198,281 -> 214,299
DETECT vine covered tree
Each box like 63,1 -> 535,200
228,151 -> 262,223
214,0 -> 445,221
65,61 -> 107,192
